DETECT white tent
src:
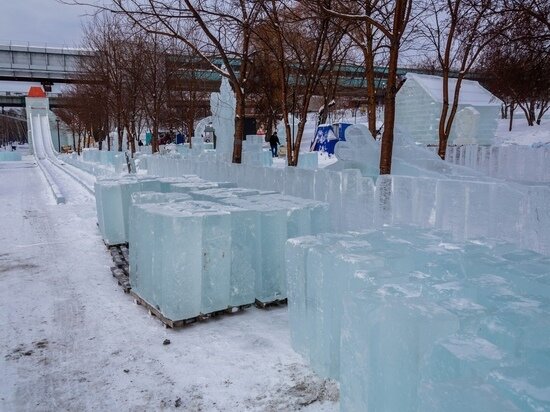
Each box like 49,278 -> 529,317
395,72 -> 501,145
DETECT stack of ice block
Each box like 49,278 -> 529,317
221,193 -> 329,302
94,175 -> 240,245
128,191 -> 193,308
94,176 -> 161,245
128,189 -> 329,319
242,135 -> 272,167
130,201 -> 231,319
81,148 -> 129,173
186,189 -> 330,303
286,227 -> 550,411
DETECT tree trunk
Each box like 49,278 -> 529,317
536,101 -> 548,125
232,90 -> 245,164
152,123 -> 159,153
379,50 -> 399,173
290,117 -> 308,167
520,102 -> 534,126
528,101 -> 536,125
509,105 -> 514,131
438,72 -> 450,160
117,123 -> 124,151
364,37 -> 377,139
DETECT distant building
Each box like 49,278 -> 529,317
395,73 -> 501,146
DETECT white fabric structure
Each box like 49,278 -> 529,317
395,73 -> 501,145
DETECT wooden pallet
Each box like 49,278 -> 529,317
107,244 -> 131,293
254,298 -> 288,309
130,290 -> 252,329
130,291 -> 198,328
110,267 -> 131,293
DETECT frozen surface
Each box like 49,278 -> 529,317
0,159 -> 338,411
286,227 -> 550,411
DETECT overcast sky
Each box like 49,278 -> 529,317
0,0 -> 95,47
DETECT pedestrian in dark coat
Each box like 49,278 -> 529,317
269,132 -> 280,157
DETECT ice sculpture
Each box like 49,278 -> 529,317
395,72 -> 500,145
194,116 -> 213,141
210,76 -> 236,161
277,114 -> 299,143
329,124 -> 380,176
453,106 -> 480,144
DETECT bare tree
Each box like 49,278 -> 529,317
138,33 -> 178,153
257,1 -> 350,166
100,0 -> 264,163
323,0 -> 415,174
166,52 -> 212,139
419,0 -> 509,159
327,1 -> 387,139
481,8 -> 550,128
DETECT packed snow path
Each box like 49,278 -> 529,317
0,159 -> 337,411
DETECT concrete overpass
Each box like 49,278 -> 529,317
0,41 -> 91,87
0,92 -> 65,109
0,41 -> 486,109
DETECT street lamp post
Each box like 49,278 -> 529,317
55,118 -> 61,153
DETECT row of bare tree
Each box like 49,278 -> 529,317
61,0 -> 549,173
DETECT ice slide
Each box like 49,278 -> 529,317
29,114 -> 66,203
40,114 -> 59,159
30,114 -> 95,203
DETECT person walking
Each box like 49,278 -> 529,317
269,132 -> 280,157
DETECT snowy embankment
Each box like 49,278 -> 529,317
0,157 -> 338,411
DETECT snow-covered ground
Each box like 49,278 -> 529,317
493,116 -> 550,146
0,152 -> 338,411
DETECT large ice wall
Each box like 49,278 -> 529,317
286,227 -> 550,411
395,73 -> 501,145
95,175 -> 241,245
144,149 -> 550,255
